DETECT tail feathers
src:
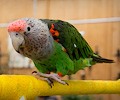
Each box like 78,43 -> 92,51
92,55 -> 114,63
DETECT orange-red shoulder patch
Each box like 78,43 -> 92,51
50,24 -> 59,37
57,72 -> 63,77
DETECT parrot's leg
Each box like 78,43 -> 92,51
32,71 -> 68,86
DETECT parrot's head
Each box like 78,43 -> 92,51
8,18 -> 54,59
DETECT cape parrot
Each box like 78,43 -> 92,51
8,18 -> 114,86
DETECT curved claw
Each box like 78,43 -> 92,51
44,78 -> 54,88
63,81 -> 69,86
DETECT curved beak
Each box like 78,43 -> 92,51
9,32 -> 25,52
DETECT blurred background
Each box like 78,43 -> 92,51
0,0 -> 120,100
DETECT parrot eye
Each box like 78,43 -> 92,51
27,27 -> 31,31
16,33 -> 18,36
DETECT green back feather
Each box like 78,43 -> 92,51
41,19 -> 94,60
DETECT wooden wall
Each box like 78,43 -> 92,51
0,0 -> 120,100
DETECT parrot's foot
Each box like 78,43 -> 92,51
32,71 -> 68,87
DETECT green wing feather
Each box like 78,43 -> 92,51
41,19 -> 94,60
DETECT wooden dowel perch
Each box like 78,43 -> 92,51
0,75 -> 120,100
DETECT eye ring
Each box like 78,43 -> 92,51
27,27 -> 31,31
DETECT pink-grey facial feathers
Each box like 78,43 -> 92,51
8,18 -> 54,60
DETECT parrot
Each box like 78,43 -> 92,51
8,18 -> 114,86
